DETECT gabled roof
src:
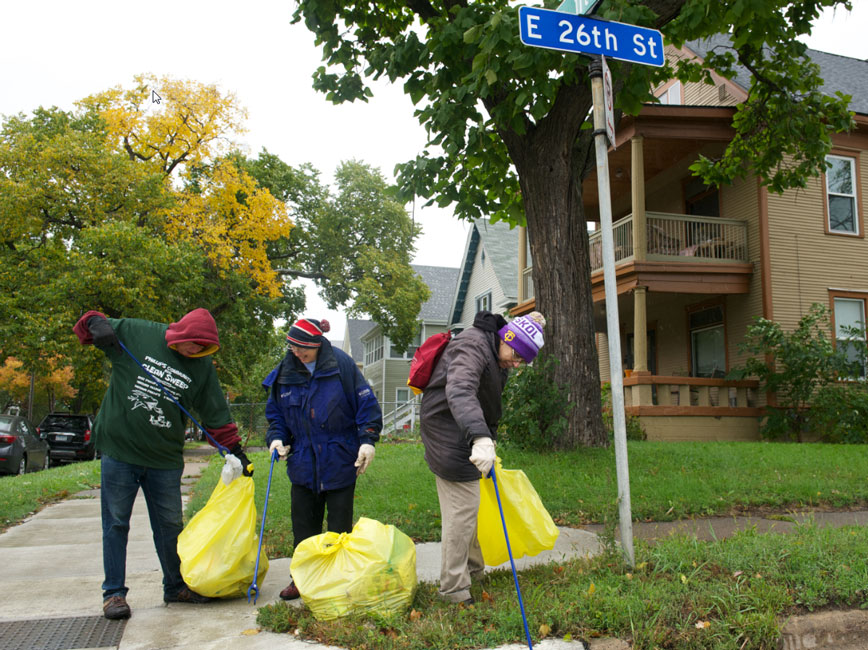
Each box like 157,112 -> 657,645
345,318 -> 376,363
450,218 -> 519,324
413,264 -> 460,323
684,35 -> 868,114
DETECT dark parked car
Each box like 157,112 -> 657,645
0,413 -> 50,475
36,413 -> 96,465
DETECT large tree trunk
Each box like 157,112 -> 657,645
496,83 -> 607,448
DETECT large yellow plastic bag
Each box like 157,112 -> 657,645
290,517 -> 417,621
177,475 -> 268,598
477,458 -> 559,566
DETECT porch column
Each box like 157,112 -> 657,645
631,135 -> 646,262
633,285 -> 653,405
517,225 -> 527,303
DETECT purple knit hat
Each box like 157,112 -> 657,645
498,314 -> 545,363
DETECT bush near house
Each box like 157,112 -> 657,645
729,304 -> 868,443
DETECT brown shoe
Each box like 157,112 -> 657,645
164,586 -> 213,604
103,595 -> 131,620
279,581 -> 300,600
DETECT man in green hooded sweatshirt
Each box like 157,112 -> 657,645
74,308 -> 251,620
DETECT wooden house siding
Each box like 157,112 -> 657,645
767,149 -> 868,334
455,243 -> 509,327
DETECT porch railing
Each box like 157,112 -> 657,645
622,374 -> 761,415
521,266 -> 534,301
588,212 -> 748,273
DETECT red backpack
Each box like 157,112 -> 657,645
407,331 -> 452,395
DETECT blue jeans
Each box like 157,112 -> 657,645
100,454 -> 185,600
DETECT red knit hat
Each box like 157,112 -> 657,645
286,318 -> 330,348
165,308 -> 220,357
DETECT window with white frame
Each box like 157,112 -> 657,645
476,291 -> 492,313
825,155 -> 859,234
689,305 -> 726,378
396,388 -> 410,404
656,80 -> 682,105
364,334 -> 383,366
389,330 -> 421,359
834,297 -> 866,378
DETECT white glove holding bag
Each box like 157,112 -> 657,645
221,453 -> 243,485
354,443 -> 376,476
469,437 -> 496,477
269,439 -> 289,459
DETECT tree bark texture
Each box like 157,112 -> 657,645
495,82 -> 608,448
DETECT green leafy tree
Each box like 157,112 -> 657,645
291,0 -> 854,447
236,154 -> 430,351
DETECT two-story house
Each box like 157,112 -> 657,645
513,37 -> 868,441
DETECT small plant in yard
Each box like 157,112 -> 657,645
498,355 -> 569,450
600,381 -> 647,441
729,303 -> 868,442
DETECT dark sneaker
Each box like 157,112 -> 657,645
103,595 -> 131,620
164,586 -> 213,604
279,581 -> 300,600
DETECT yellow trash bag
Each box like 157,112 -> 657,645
177,475 -> 268,598
477,457 -> 559,566
290,517 -> 417,621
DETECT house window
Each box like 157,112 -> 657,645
833,297 -> 866,378
476,292 -> 492,313
656,80 -> 682,105
396,388 -> 410,404
364,334 -> 383,365
825,155 -> 859,234
689,305 -> 725,378
390,330 -> 421,359
684,177 -> 720,218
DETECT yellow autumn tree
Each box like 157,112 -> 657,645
0,356 -> 75,412
79,74 -> 291,298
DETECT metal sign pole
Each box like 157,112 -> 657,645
588,58 -> 634,566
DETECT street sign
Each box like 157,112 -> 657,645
518,6 -> 664,67
556,0 -> 602,15
601,55 -> 616,148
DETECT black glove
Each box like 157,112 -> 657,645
231,445 -> 254,477
88,316 -> 120,353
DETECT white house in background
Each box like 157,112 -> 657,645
348,265 -> 460,427
449,218 -> 519,329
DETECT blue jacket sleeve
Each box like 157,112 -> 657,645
263,366 -> 291,447
350,363 -> 382,445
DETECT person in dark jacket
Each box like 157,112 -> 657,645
420,310 -> 545,604
263,317 -> 383,601
73,308 -> 250,620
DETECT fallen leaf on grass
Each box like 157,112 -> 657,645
695,621 -> 710,629
539,623 -> 551,638
732,571 -> 743,578
587,582 -> 596,596
409,609 -> 422,621
481,590 -> 493,602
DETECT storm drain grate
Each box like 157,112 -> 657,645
0,615 -> 126,650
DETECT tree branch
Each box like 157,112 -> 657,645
275,268 -> 327,280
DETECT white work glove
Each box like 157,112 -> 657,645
221,453 -> 243,485
354,443 -> 376,476
469,437 -> 496,478
269,439 -> 289,459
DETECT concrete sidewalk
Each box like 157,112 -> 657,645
0,452 -> 604,650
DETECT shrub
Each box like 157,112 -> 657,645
498,355 -> 569,450
730,303 -> 868,442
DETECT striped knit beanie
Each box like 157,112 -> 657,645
286,318 -> 330,348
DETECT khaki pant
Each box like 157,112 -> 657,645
435,475 -> 485,602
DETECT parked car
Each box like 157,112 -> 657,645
36,412 -> 96,465
0,413 -> 50,475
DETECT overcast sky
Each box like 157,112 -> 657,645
2,1 -> 865,340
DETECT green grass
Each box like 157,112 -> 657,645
256,522 -> 868,649
0,460 -> 101,531
186,441 -> 868,556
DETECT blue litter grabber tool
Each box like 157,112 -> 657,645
248,448 -> 278,604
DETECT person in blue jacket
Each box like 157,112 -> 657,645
263,317 -> 383,601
